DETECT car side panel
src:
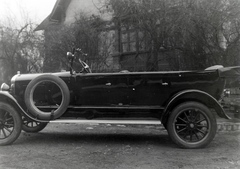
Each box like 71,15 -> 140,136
73,74 -> 129,106
127,74 -> 169,106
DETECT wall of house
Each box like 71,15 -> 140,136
59,0 -> 118,72
64,0 -> 112,25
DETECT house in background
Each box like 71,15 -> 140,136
35,0 -> 171,72
35,0 -> 112,31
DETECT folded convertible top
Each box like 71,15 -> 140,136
217,66 -> 240,87
219,66 -> 240,77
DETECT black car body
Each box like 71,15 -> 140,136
12,70 -> 226,118
1,58 -> 240,148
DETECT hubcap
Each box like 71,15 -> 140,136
189,123 -> 195,128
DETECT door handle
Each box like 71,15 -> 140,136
162,82 -> 168,86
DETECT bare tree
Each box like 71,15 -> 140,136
0,23 -> 44,83
174,0 -> 240,69
105,0 -> 240,70
43,13 -> 116,73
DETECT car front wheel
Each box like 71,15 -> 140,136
167,102 -> 217,149
0,102 -> 22,146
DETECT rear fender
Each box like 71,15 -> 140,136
0,91 -> 48,122
161,89 -> 230,125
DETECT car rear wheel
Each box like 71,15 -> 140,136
0,102 -> 22,146
24,74 -> 70,120
22,116 -> 48,133
167,101 -> 217,149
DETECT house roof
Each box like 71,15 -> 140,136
35,0 -> 71,31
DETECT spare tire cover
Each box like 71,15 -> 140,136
24,74 -> 70,120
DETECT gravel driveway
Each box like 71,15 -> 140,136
0,123 -> 240,169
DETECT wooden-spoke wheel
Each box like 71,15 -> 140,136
22,116 -> 48,133
167,102 -> 217,149
0,103 -> 22,146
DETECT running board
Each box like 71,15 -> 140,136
38,105 -> 164,111
50,119 -> 161,125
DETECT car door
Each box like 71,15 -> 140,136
74,73 -> 128,106
127,73 -> 170,107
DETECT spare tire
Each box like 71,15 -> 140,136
24,74 -> 70,120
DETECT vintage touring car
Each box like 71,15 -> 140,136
0,49 -> 239,148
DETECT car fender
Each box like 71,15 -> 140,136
161,89 -> 230,125
0,91 -> 48,123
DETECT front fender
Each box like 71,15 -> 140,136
162,89 -> 230,124
0,91 -> 48,122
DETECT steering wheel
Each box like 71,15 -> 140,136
78,58 -> 92,73
75,48 -> 92,73
68,48 -> 92,74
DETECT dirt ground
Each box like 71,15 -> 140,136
0,123 -> 240,169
